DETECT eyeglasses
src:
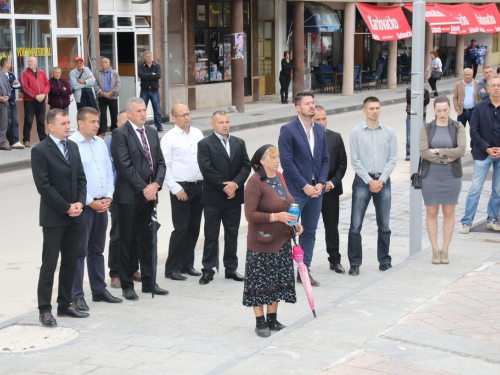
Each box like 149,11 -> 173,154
173,113 -> 191,118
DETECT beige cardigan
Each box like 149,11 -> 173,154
453,80 -> 479,115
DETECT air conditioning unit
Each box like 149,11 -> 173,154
131,0 -> 151,4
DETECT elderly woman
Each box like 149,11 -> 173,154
419,96 -> 466,264
48,67 -> 72,114
243,145 -> 303,338
427,50 -> 442,97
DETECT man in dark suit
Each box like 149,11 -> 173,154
31,108 -> 89,327
0,61 -> 11,151
197,110 -> 251,285
313,106 -> 347,273
278,92 -> 329,286
111,97 -> 168,300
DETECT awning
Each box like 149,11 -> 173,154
356,3 -> 412,41
403,3 -> 461,34
441,3 -> 500,35
304,5 -> 341,33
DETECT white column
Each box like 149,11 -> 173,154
387,40 -> 397,89
343,3 -> 355,96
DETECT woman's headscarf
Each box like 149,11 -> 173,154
250,144 -> 274,180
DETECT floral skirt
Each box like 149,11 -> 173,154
242,240 -> 297,307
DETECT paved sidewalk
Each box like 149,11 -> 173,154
0,76 -> 461,173
1,157 -> 499,374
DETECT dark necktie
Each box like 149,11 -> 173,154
60,140 -> 70,164
136,128 -> 153,182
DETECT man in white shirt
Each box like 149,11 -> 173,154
161,103 -> 204,280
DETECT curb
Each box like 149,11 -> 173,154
0,89 -> 453,173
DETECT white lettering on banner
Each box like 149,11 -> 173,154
468,27 -> 480,33
450,25 -> 461,32
426,10 -> 446,18
475,13 -> 496,25
432,26 -> 442,33
367,15 -> 399,31
397,31 -> 412,39
456,14 -> 469,25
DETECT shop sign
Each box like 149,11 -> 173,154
356,3 -> 412,41
16,48 -> 52,57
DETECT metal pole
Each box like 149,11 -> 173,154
409,0 -> 426,256
163,0 -> 170,121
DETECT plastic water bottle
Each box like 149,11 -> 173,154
288,203 -> 300,225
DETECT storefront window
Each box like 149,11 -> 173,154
14,0 -> 49,14
99,15 -> 114,29
0,0 -> 11,14
56,0 -> 78,28
311,33 -> 333,68
56,37 -> 79,80
168,0 -> 184,85
99,33 -> 115,68
15,19 -> 53,78
0,19 -> 12,60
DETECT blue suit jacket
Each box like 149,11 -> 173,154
470,98 -> 497,161
278,117 -> 330,197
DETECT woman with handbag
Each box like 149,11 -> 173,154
419,96 -> 466,264
243,144 -> 303,338
427,50 -> 442,98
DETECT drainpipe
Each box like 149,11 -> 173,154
163,0 -> 170,121
88,0 -> 97,72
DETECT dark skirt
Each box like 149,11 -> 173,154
242,240 -> 297,307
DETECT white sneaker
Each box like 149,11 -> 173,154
487,220 -> 500,231
10,141 -> 25,149
459,224 -> 470,234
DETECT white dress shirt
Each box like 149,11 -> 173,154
130,121 -> 153,169
68,130 -> 114,205
160,125 -> 204,194
298,116 -> 315,183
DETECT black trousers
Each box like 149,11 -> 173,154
321,191 -> 341,264
108,202 -> 139,278
98,97 -> 118,135
165,183 -> 203,273
201,204 -> 241,275
428,77 -> 438,92
471,62 -> 479,79
279,75 -> 292,102
38,222 -> 81,313
23,100 -> 47,143
116,202 -> 154,290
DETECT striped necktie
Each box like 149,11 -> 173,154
136,128 -> 153,182
60,140 -> 70,163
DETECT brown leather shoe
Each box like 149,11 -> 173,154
110,277 -> 121,288
296,273 -> 320,286
23,141 -> 31,148
133,271 -> 142,282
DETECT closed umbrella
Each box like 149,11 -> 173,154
149,200 -> 161,298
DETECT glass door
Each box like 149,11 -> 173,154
56,35 -> 81,80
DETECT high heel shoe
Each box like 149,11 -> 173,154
432,249 -> 441,264
441,249 -> 449,264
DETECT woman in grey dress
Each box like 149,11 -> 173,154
419,96 -> 466,264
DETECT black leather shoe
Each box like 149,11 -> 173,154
180,267 -> 202,276
379,263 -> 392,271
349,265 -> 360,276
92,290 -> 123,303
199,272 -> 213,285
57,306 -> 89,318
142,283 -> 169,295
225,271 -> 244,281
267,320 -> 286,331
122,288 -> 139,301
73,298 -> 89,311
330,263 -> 345,274
255,326 -> 271,337
39,311 -> 57,327
165,271 -> 187,281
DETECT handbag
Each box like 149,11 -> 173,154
431,70 -> 442,80
411,158 -> 422,189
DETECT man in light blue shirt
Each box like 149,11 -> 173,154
453,68 -> 479,129
69,107 -> 122,311
348,97 -> 398,276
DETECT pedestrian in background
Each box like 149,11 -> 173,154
139,51 -> 163,132
405,86 -> 430,161
478,66 -> 493,101
453,68 -> 479,129
48,67 -> 72,113
279,51 -> 294,104
427,50 -> 442,98
243,144 -> 303,337
70,56 -> 98,111
419,96 -> 466,264
466,39 -> 479,78
94,57 -> 121,137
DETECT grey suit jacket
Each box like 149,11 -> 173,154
0,71 -> 11,106
93,68 -> 121,99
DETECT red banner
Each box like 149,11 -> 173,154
442,3 -> 500,35
403,3 -> 461,34
356,3 -> 412,41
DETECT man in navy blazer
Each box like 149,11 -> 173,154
460,76 -> 500,233
278,92 -> 329,285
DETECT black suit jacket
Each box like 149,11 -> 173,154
111,122 -> 166,204
197,133 -> 251,206
31,136 -> 87,227
325,129 -> 347,196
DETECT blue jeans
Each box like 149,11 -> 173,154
140,90 -> 162,130
291,193 -> 323,269
406,114 -> 426,157
461,156 -> 500,226
457,110 -> 473,128
6,101 -> 19,145
348,175 -> 392,266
